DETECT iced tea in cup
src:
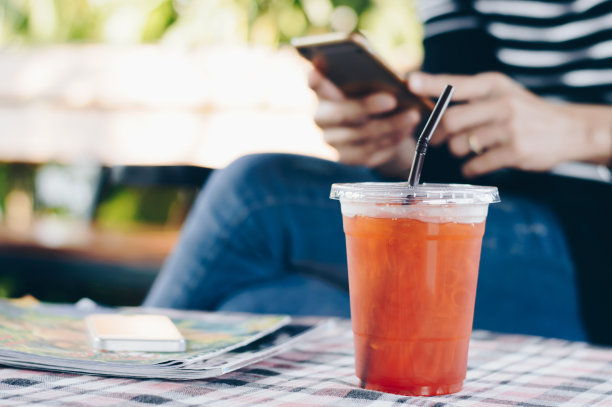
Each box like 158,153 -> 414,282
330,182 -> 499,396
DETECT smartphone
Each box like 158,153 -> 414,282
292,32 -> 433,112
86,314 -> 186,352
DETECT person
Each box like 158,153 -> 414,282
145,0 -> 612,344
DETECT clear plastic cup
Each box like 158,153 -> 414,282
330,182 -> 500,396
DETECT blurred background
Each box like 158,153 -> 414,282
0,0 -> 423,305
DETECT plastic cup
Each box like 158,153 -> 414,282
330,182 -> 500,396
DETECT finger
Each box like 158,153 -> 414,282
335,135 -> 402,168
429,98 -> 509,146
360,109 -> 419,142
428,124 -> 451,146
335,141 -> 379,166
447,124 -> 508,158
461,145 -> 515,178
324,110 -> 420,146
308,69 -> 345,101
409,72 -> 512,102
376,122 -> 416,149
315,93 -> 399,128
442,99 -> 510,135
365,143 -> 401,168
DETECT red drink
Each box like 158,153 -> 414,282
343,215 -> 485,396
331,182 -> 499,397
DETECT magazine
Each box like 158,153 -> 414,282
0,298 -> 331,379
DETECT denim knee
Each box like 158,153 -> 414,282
206,153 -> 367,210
222,153 -> 296,181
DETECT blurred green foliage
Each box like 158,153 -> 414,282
0,0 -> 423,66
0,162 -> 196,230
0,275 -> 15,298
96,186 -> 196,230
0,164 -> 10,216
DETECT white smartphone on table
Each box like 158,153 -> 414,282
86,314 -> 186,353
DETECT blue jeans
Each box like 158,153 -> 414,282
144,153 -> 587,342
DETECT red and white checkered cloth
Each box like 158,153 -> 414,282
1,321 -> 611,406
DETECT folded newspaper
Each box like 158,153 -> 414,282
0,298 -> 331,379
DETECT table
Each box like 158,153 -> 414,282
1,321 -> 611,406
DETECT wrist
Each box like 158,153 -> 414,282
574,105 -> 612,166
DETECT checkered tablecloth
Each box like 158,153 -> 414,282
1,320 -> 611,406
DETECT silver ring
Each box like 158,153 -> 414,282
467,133 -> 484,155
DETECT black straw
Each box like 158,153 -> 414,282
407,84 -> 454,186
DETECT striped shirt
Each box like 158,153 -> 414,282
418,0 -> 612,181
419,0 -> 612,105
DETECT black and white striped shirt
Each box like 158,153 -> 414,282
419,0 -> 612,105
418,0 -> 612,181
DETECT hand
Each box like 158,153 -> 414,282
309,70 -> 422,178
409,72 -> 612,177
